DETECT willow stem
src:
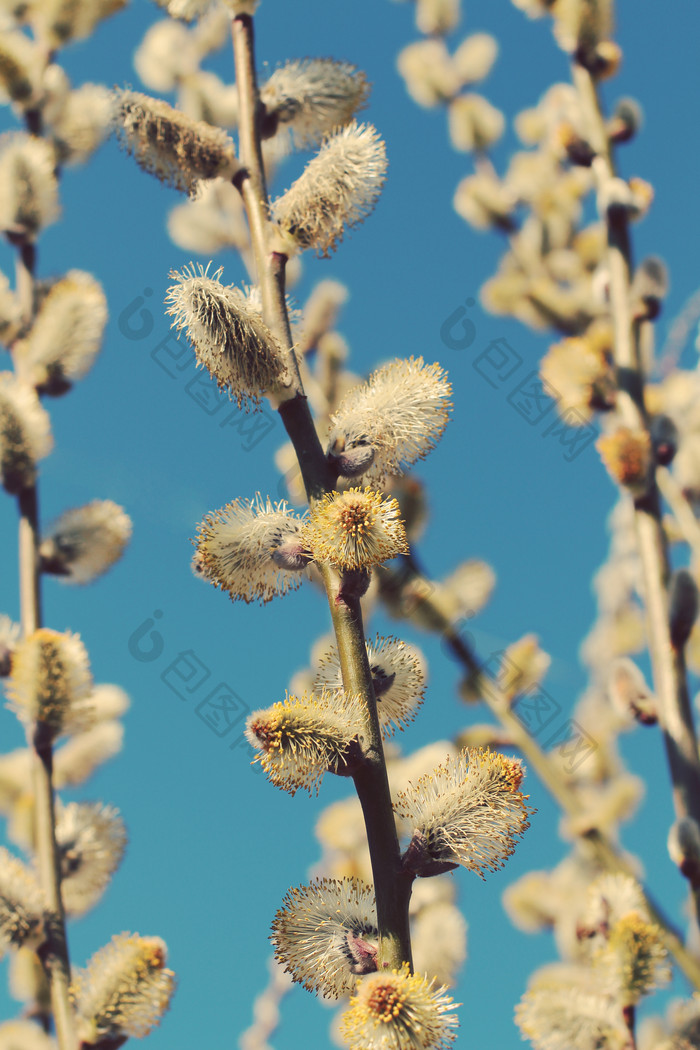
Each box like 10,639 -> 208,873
13,244 -> 77,1050
18,485 -> 42,637
231,13 -> 302,395
320,565 -> 414,968
378,555 -> 700,990
622,1004 -> 637,1050
572,59 -> 700,926
230,11 -> 413,970
33,725 -> 77,1050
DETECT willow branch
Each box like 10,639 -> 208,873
33,724 -> 77,1050
230,13 -> 302,395
231,11 -> 413,971
622,1004 -> 637,1050
12,240 -> 77,1050
378,555 -> 700,990
657,466 -> 700,561
572,60 -> 700,924
239,955 -> 293,1050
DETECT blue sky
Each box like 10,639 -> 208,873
2,1 -> 700,1047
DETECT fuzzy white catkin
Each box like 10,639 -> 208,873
114,90 -> 239,195
134,21 -> 199,93
411,901 -> 467,987
0,133 -> 59,238
271,879 -> 378,998
34,0 -> 127,45
0,31 -> 41,105
6,629 -> 94,739
271,122 -> 387,257
179,71 -> 239,128
553,0 -> 613,54
448,94 -> 505,152
55,802 -> 127,916
168,178 -> 249,255
453,33 -> 499,85
341,967 -> 459,1050
165,265 -> 290,408
0,271 -> 20,345
415,0 -> 461,35
0,373 -> 53,493
39,500 -> 132,583
195,494 -> 307,604
397,40 -> 459,108
153,0 -> 213,19
54,721 -> 124,788
50,83 -> 114,165
0,847 -> 45,958
0,1020 -> 56,1050
327,357 -> 452,484
16,271 -> 107,393
261,59 -> 369,148
72,933 -> 175,1042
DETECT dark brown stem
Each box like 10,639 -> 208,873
622,1004 -> 636,1050
231,10 -> 413,971
17,485 -> 42,637
378,553 -> 700,990
33,726 -> 76,1050
321,569 -> 414,968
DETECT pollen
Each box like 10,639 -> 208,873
302,488 -> 408,572
367,981 -> 403,1021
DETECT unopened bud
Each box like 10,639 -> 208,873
631,257 -> 668,321
668,817 -> 700,888
556,123 -> 595,167
344,930 -> 378,975
402,830 -> 460,878
371,667 -> 396,698
271,539 -> 312,572
649,415 -> 678,467
607,98 -> 643,144
328,441 -> 376,479
499,635 -> 550,702
628,177 -> 654,220
669,570 -> 698,650
585,40 -> 622,80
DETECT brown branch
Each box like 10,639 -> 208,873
231,11 -> 413,970
572,58 -> 700,928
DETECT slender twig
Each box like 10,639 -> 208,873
231,11 -> 413,970
239,955 -> 293,1050
33,723 -> 77,1050
230,14 -> 302,397
378,554 -> 700,990
657,283 -> 700,378
17,484 -> 42,638
657,466 -> 700,561
12,241 -> 77,1050
571,60 -> 700,925
622,1004 -> 637,1050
